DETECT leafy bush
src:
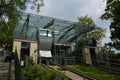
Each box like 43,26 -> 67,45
22,65 -> 68,80
22,57 -> 68,80
4,50 -> 11,55
28,57 -> 35,66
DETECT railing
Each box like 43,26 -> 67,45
61,66 -> 98,80
91,59 -> 120,75
14,51 -> 23,80
50,61 -> 97,80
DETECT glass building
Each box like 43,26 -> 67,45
13,12 -> 95,65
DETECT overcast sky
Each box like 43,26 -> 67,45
26,0 -> 111,45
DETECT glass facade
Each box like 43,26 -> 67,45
14,12 -> 74,43
14,12 -> 94,44
14,12 -> 96,65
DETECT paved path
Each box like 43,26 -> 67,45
64,70 -> 84,80
50,65 -> 84,80
0,60 -> 15,80
0,63 -> 9,80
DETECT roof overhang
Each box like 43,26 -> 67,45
14,39 -> 37,43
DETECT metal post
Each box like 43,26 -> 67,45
25,44 -> 29,68
52,28 -> 55,64
59,46 -> 61,66
59,46 -> 62,72
36,27 -> 41,65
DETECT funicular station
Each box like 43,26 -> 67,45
12,12 -> 99,67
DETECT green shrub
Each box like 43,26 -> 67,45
4,50 -> 11,55
22,65 -> 68,80
28,57 -> 35,66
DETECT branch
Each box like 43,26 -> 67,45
0,0 -> 14,17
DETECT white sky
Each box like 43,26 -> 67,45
25,0 -> 111,45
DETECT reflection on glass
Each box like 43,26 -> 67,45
54,30 -> 59,35
39,29 -> 52,37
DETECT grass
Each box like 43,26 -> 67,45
67,65 -> 120,80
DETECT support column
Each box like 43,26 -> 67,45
12,40 -> 21,60
82,47 -> 92,65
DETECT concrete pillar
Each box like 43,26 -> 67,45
12,41 -> 21,60
82,47 -> 92,65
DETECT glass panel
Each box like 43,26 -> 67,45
39,30 -> 47,36
39,29 -> 52,37
54,30 -> 59,35
48,32 -> 52,37
14,12 -> 93,43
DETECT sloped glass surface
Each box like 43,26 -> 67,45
14,12 -> 74,42
14,12 -> 94,43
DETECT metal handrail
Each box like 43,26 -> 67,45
14,51 -> 23,80
63,66 -> 98,80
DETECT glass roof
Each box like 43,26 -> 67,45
14,12 -> 94,43
14,12 -> 74,41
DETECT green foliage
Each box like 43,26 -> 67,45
67,65 -> 120,80
0,0 -> 23,49
99,44 -> 115,57
59,15 -> 105,53
78,15 -> 96,26
22,56 -> 68,80
101,0 -> 120,49
100,44 -> 114,53
28,57 -> 35,66
73,16 -> 105,50
22,65 -> 68,80
31,0 -> 44,12
4,50 -> 11,55
0,0 -> 44,50
78,15 -> 105,46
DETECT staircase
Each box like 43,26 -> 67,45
0,56 -> 15,80
0,62 -> 9,80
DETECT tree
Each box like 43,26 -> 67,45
99,44 -> 115,58
78,15 -> 96,26
101,0 -> 120,50
0,0 -> 44,49
78,15 -> 105,46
